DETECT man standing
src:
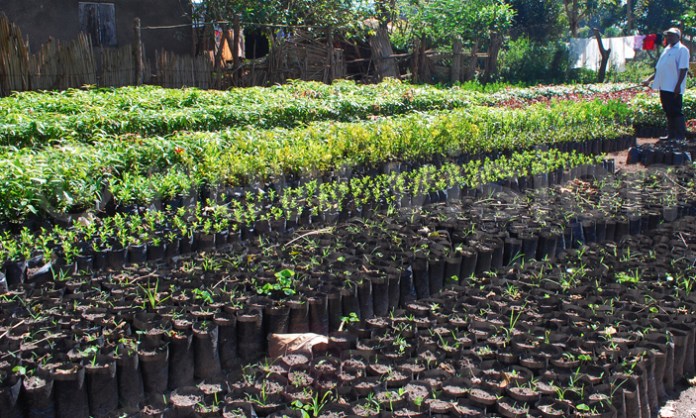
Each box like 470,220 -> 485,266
643,27 -> 690,140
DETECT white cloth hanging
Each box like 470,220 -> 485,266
634,35 -> 645,50
569,36 -> 636,72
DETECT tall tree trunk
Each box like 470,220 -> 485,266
483,32 -> 502,83
369,27 -> 399,80
411,36 -> 428,83
563,0 -> 579,37
594,28 -> 611,83
421,41 -> 433,83
451,37 -> 463,83
626,0 -> 634,31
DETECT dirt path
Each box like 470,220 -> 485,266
659,381 -> 696,418
606,137 -> 659,174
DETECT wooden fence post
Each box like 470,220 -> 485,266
451,37 -> 463,83
465,40 -> 479,81
327,28 -> 334,83
232,14 -> 241,84
133,17 -> 144,85
411,37 -> 421,83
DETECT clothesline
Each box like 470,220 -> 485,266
633,34 -> 662,51
569,33 -> 665,73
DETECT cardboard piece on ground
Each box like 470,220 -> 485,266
267,333 -> 329,358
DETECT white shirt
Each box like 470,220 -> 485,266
653,41 -> 690,94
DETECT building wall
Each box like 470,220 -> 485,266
3,0 -> 194,60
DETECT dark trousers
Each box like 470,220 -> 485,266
660,90 -> 683,118
659,90 -> 686,139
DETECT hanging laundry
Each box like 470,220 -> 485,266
643,34 -> 657,50
634,35 -> 645,50
570,38 -> 595,69
569,36 -> 636,72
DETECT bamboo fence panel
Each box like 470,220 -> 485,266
100,44 -> 134,87
2,13 -> 352,93
0,13 -> 30,96
65,33 -> 97,88
155,49 -> 212,89
29,33 -> 96,91
29,33 -> 97,90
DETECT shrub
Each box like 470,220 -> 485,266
497,37 -> 572,84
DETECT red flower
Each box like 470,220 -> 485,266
174,146 -> 185,155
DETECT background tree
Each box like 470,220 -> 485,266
509,0 -> 564,42
192,0 -> 369,30
399,0 -> 515,81
561,0 -> 625,37
634,0 -> 695,34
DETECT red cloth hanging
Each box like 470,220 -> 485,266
643,34 -> 657,50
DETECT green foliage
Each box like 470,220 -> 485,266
632,90 -> 696,127
256,269 -> 297,297
192,288 -> 215,304
561,0 -> 624,36
0,147 -> 607,266
291,391 -> 333,417
402,0 -> 515,43
138,279 -> 170,310
616,270 -> 640,285
0,81 -> 642,224
604,59 -> 654,84
498,37 -> 571,84
634,0 -> 694,34
191,0 -> 370,32
508,0 -> 564,41
0,80 -> 479,146
339,312 -> 360,331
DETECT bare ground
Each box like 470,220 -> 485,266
659,380 -> 696,418
606,137 -> 659,174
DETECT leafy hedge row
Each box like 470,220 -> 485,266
631,90 -> 696,127
0,80 -> 637,147
0,100 -> 633,223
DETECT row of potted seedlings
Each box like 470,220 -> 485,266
4,216 -> 694,417
1,166 -> 696,416
0,97 -> 635,227
1,148 -> 611,289
182,214 -> 696,418
626,139 -> 694,167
